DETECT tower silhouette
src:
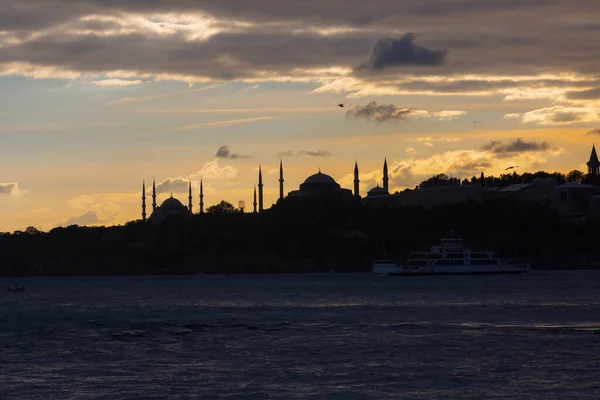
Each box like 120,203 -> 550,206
141,180 -> 147,221
258,165 -> 264,212
199,178 -> 204,214
253,185 -> 257,213
353,161 -> 360,197
588,144 -> 600,175
188,180 -> 193,212
279,159 -> 284,201
382,157 -> 389,193
152,178 -> 157,213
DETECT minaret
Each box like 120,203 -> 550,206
253,185 -> 257,213
588,144 -> 600,175
152,177 -> 157,213
382,157 -> 389,193
141,180 -> 147,221
353,161 -> 360,197
258,165 -> 264,212
188,179 -> 193,213
199,178 -> 204,214
279,159 -> 284,201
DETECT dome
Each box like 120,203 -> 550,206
160,196 -> 186,210
303,171 -> 338,185
367,185 -> 389,197
150,195 -> 192,225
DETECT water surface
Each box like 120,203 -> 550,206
1,272 -> 599,399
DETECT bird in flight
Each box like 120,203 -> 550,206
505,166 -> 519,170
338,104 -> 345,107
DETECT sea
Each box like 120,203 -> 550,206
1,271 -> 599,399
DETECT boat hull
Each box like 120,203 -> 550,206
376,270 -> 527,276
372,264 -> 529,276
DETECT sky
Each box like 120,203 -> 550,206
1,0 -> 600,231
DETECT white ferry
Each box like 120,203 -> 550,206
372,231 -> 530,276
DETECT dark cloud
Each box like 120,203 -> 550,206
566,88 -> 600,100
482,138 -> 552,155
1,0 -> 600,81
551,111 -> 581,123
450,159 -> 492,174
356,34 -> 447,71
0,182 -> 19,195
155,178 -> 189,194
346,102 -> 416,122
215,145 -> 250,159
12,0 -> 587,31
299,150 -> 332,157
585,129 -> 600,136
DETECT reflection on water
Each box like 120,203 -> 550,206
1,271 -> 600,399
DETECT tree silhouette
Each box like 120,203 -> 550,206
567,170 -> 585,183
207,200 -> 236,214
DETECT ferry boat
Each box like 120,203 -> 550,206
372,231 -> 530,276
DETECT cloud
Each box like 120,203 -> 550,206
193,159 -> 238,182
521,106 -> 600,125
432,111 -> 466,121
277,149 -> 332,157
504,113 -> 521,119
481,138 -> 553,155
57,210 -> 115,227
346,102 -> 465,122
585,129 -> 600,136
356,34 -> 447,71
57,193 -> 125,227
405,148 -> 417,154
346,102 -> 415,122
387,150 -> 493,189
0,182 -> 21,196
299,150 -> 332,157
107,85 -> 219,105
155,178 -> 189,194
92,79 -> 143,87
1,1 -> 599,86
566,88 -> 600,100
215,145 -> 250,159
312,73 -> 600,99
413,136 -> 463,147
167,116 -> 275,132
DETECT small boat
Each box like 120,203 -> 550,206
372,231 -> 530,276
6,284 -> 25,292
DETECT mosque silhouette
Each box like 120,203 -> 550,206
141,159 -> 391,224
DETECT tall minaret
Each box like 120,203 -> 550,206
588,144 -> 600,175
199,178 -> 204,214
382,157 -> 389,193
253,185 -> 257,213
188,179 -> 193,213
353,161 -> 360,197
152,177 -> 157,213
279,159 -> 284,201
142,180 -> 147,221
258,165 -> 264,212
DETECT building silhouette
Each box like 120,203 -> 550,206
588,144 -> 600,176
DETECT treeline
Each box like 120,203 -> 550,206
2,193 -> 600,277
414,169 -> 597,190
